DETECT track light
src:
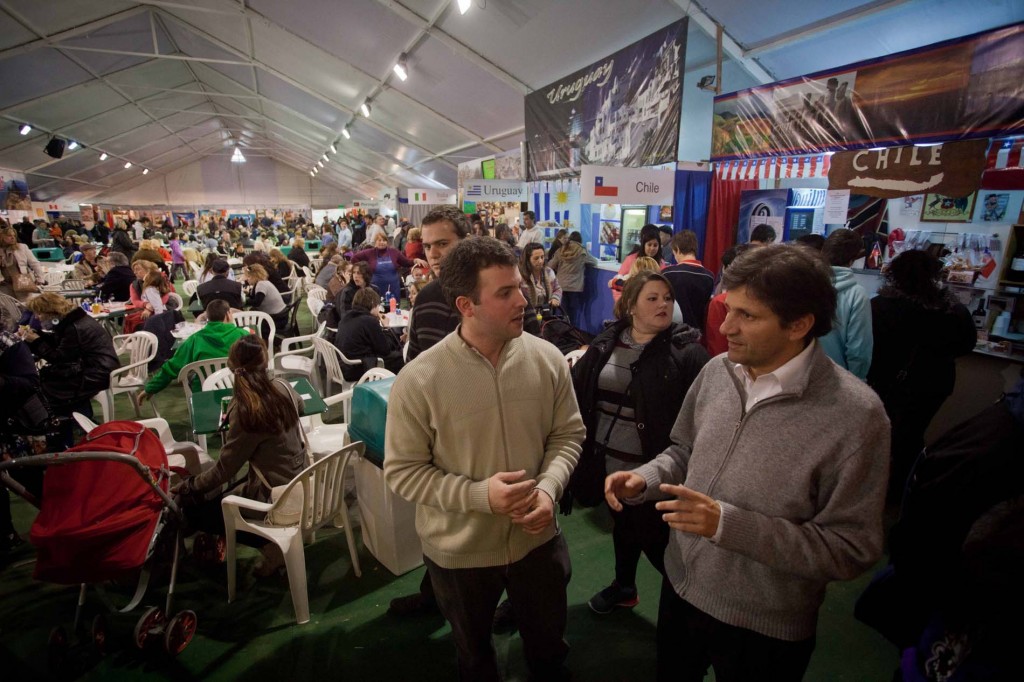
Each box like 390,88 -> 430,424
99,152 -> 108,160
124,161 -> 132,169
310,171 -> 315,177
330,143 -> 337,154
341,127 -> 351,140
317,160 -> 324,168
360,101 -> 371,117
458,0 -> 471,14
393,54 -> 408,81
142,168 -> 149,175
67,140 -> 79,151
321,154 -> 328,162
19,124 -> 31,135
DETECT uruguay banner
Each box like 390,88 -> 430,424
579,165 -> 675,205
529,179 -> 581,227
462,180 -> 529,202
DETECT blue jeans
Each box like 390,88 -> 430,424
425,533 -> 572,682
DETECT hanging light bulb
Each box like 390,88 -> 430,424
322,154 -> 328,162
124,161 -> 132,169
67,140 -> 79,151
231,147 -> 246,163
360,101 -> 371,117
142,168 -> 149,175
341,127 -> 351,140
310,170 -> 315,177
317,160 -> 324,168
330,143 -> 337,154
19,124 -> 31,135
99,152 -> 108,160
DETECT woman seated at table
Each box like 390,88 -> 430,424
268,248 -> 293,281
243,264 -> 288,337
171,334 -> 308,576
20,292 -> 118,434
125,260 -> 173,332
0,224 -> 46,302
96,252 -> 135,301
140,268 -> 171,318
132,239 -> 168,276
243,251 -> 287,292
334,288 -> 403,380
331,261 -> 374,320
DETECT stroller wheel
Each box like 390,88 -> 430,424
163,610 -> 197,656
91,614 -> 107,654
47,626 -> 69,670
133,606 -> 164,650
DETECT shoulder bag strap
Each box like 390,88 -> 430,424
274,377 -> 314,466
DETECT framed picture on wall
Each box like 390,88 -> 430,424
659,205 -> 673,222
920,192 -> 977,223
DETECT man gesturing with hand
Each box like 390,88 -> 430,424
605,245 -> 890,682
385,237 -> 584,681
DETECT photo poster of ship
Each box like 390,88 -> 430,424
524,18 -> 687,180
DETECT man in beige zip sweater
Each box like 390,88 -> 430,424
385,237 -> 584,681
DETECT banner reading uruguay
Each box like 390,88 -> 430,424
462,180 -> 529,202
525,18 -> 687,180
579,165 -> 675,205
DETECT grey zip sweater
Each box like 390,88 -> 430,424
631,344 -> 890,640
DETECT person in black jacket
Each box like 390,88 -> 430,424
20,293 -> 119,437
197,258 -> 243,309
568,271 -> 709,614
242,251 -> 288,293
867,250 -> 977,500
287,237 -> 310,269
109,219 -> 137,260
96,252 -> 135,301
333,287 -> 403,380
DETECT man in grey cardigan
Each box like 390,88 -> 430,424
606,244 -> 890,681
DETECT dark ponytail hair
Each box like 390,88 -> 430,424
228,335 -> 299,432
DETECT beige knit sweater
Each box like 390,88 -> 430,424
384,329 -> 585,569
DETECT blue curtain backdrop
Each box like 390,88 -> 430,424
672,170 -> 712,258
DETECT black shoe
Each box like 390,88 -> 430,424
388,592 -> 438,617
492,599 -> 517,634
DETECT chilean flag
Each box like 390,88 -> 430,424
594,176 -> 618,197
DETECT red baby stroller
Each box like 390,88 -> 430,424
0,420 -> 197,665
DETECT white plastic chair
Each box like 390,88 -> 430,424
306,287 -> 327,304
232,310 -> 275,359
311,336 -> 366,397
60,278 -> 87,291
181,280 -> 199,298
178,357 -> 230,450
43,269 -> 67,285
306,297 -> 324,321
166,291 -> 184,311
188,261 -> 203,279
302,368 -> 393,459
93,331 -> 159,422
201,367 -> 235,390
565,348 -> 586,368
221,442 -> 364,625
273,321 -> 326,390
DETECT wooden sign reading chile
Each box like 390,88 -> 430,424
827,139 -> 988,199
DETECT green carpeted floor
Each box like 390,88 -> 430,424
0,286 -> 899,680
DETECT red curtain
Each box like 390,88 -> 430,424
703,176 -> 757,276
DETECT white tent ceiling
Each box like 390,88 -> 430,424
0,0 -> 1019,203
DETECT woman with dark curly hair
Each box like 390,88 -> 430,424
867,249 -> 977,499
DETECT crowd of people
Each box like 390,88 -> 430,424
0,204 -> 1013,681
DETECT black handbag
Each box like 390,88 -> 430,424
562,386 -> 630,514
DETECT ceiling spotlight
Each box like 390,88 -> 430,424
458,0 -> 471,14
330,143 -> 337,154
393,54 -> 408,81
99,152 -> 108,160
67,140 -> 79,151
341,127 -> 351,140
124,161 -> 132,169
317,160 -> 324,168
310,170 -> 315,177
360,101 -> 371,117
322,154 -> 328,162
142,168 -> 149,175
19,124 -> 31,135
